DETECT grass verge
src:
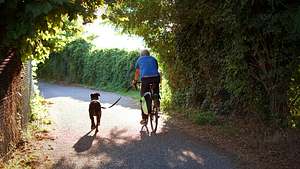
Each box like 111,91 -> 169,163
166,107 -> 218,126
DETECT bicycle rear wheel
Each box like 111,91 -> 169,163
150,106 -> 159,133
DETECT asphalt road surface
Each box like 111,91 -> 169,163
39,82 -> 235,169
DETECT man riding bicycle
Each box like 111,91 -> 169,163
132,49 -> 160,125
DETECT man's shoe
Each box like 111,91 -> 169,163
140,119 -> 147,125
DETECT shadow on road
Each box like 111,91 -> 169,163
40,82 -> 235,169
52,157 -> 77,169
73,130 -> 97,153
53,124 -> 233,169
140,125 -> 149,136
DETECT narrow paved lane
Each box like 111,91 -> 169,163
39,82 -> 235,169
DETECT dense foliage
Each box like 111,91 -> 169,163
0,0 -> 103,61
37,38 -> 139,90
105,0 -> 300,126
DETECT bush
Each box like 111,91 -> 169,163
194,111 -> 217,125
37,38 -> 139,91
105,0 -> 300,127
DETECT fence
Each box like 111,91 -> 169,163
0,50 -> 32,159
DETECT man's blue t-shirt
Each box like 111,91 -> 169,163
135,55 -> 159,78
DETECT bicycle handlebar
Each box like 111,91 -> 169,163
126,81 -> 141,92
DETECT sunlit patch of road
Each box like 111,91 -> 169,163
39,82 -> 235,169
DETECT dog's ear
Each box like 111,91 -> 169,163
96,93 -> 100,97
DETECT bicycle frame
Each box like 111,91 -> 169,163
129,81 -> 160,133
140,83 -> 160,133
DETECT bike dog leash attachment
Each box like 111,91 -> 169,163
101,97 -> 122,109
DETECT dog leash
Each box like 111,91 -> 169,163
101,97 -> 122,109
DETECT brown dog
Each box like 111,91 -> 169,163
89,92 -> 102,132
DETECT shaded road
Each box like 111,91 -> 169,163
39,82 -> 235,169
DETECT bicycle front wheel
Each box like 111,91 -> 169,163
150,107 -> 159,133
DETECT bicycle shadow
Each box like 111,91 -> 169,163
73,130 -> 97,153
140,125 -> 149,138
53,124 -> 235,169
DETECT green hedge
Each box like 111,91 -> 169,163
105,0 -> 300,127
37,38 -> 139,90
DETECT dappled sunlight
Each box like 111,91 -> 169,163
182,150 -> 205,165
75,126 -> 210,169
167,148 -> 205,168
107,127 -> 132,145
40,83 -> 234,169
169,148 -> 205,165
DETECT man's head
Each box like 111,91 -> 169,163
90,92 -> 100,100
140,49 -> 150,56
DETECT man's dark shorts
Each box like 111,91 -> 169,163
140,76 -> 160,97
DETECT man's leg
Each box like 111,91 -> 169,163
140,81 -> 149,124
153,82 -> 160,109
151,76 -> 160,109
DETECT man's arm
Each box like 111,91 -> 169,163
132,57 -> 140,86
132,68 -> 140,87
134,68 -> 140,81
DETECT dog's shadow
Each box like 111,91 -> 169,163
73,130 -> 97,153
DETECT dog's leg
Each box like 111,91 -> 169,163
91,120 -> 96,130
95,112 -> 101,132
90,112 -> 96,130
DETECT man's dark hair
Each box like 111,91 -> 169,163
140,49 -> 150,56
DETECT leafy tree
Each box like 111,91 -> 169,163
104,0 -> 300,126
0,0 -> 103,61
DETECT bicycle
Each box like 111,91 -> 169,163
130,81 -> 160,133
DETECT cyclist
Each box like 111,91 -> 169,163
132,49 -> 160,125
